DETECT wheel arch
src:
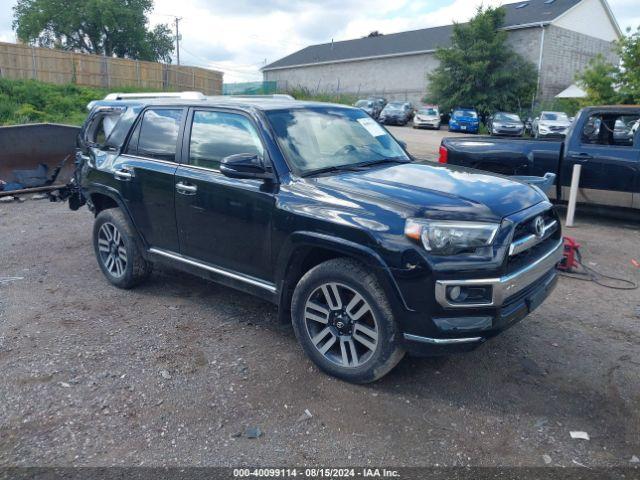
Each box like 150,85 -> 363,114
275,231 -> 410,324
87,186 -> 148,251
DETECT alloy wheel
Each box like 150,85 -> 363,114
304,282 -> 379,368
97,222 -> 127,278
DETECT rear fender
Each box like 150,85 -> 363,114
85,185 -> 149,252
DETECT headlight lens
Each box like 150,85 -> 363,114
405,219 -> 500,255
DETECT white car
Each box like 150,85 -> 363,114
413,105 -> 441,129
533,111 -> 572,138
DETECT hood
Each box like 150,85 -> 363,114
313,163 -> 545,222
417,114 -> 440,120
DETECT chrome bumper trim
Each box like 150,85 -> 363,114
435,239 -> 563,309
509,220 -> 558,256
403,333 -> 483,345
149,248 -> 277,293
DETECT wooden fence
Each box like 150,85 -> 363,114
0,42 -> 223,94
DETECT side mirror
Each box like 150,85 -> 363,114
220,153 -> 273,180
398,140 -> 408,150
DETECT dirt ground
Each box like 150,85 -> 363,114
0,131 -> 639,468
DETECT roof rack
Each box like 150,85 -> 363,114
103,91 -> 206,101
213,94 -> 296,100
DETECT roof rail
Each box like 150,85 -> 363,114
214,94 -> 296,100
103,91 -> 206,101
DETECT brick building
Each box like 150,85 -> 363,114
262,0 -> 621,105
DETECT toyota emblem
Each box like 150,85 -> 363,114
533,216 -> 545,238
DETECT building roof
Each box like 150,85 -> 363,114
263,0 -> 582,71
555,84 -> 587,98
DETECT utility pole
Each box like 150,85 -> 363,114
174,17 -> 182,65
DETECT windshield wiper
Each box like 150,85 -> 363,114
301,157 -> 411,177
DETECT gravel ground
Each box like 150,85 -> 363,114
387,125 -> 466,160
1,169 -> 639,468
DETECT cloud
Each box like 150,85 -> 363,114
0,0 -> 637,83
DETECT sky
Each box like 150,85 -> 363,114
0,0 -> 638,83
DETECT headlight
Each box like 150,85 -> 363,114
450,119 -> 457,125
405,219 -> 500,255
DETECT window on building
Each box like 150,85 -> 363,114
189,111 -> 264,170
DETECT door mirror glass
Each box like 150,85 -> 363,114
220,153 -> 273,180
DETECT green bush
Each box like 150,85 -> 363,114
0,78 -> 167,126
286,87 -> 358,106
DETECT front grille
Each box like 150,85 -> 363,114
549,126 -> 566,132
506,209 -> 560,275
512,210 -> 556,242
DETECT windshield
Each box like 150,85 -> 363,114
453,109 -> 477,119
494,113 -> 521,122
418,108 -> 438,116
356,100 -> 372,108
541,112 -> 569,122
266,107 -> 410,175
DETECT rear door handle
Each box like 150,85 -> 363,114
176,182 -> 197,195
114,167 -> 134,181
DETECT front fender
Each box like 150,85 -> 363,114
274,231 -> 413,314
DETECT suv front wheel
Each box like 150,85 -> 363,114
92,208 -> 152,289
291,258 -> 405,383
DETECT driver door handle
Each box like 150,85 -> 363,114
176,182 -> 197,195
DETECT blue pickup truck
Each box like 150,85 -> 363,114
440,106 -> 640,210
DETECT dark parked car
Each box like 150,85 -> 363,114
487,112 -> 525,137
449,107 -> 480,134
378,102 -> 413,126
69,93 -> 563,383
440,106 -> 640,210
354,99 -> 382,119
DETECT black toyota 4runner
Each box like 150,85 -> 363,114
70,93 -> 563,383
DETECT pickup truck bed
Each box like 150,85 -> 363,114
443,136 -> 562,178
440,106 -> 640,210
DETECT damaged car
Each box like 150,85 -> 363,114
67,92 -> 563,383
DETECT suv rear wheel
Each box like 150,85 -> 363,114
291,258 -> 405,383
93,208 -> 152,289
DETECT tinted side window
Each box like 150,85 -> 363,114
582,113 -> 640,147
136,109 -> 183,162
189,111 -> 264,170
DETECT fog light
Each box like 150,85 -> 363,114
448,286 -> 462,301
446,285 -> 493,304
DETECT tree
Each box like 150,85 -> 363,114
575,54 -> 619,105
576,25 -> 640,105
425,6 -> 537,118
13,0 -> 175,63
366,31 -> 384,38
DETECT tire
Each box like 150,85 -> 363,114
291,258 -> 405,383
93,208 -> 152,289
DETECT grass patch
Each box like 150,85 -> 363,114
0,78 -> 166,126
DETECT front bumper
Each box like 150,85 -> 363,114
493,128 -> 523,136
449,123 -> 479,133
401,239 -> 563,355
538,129 -> 567,138
414,119 -> 440,128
